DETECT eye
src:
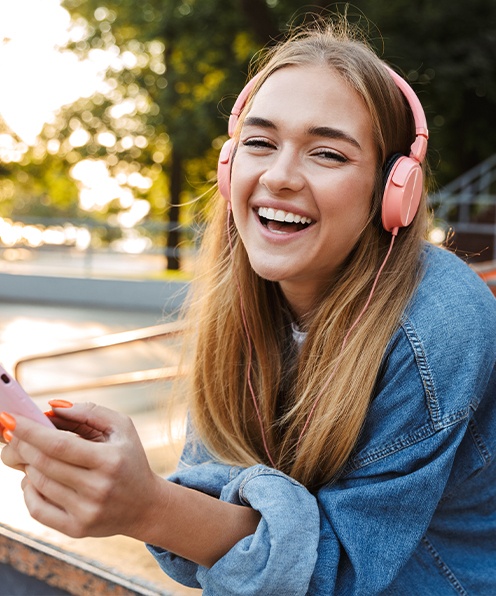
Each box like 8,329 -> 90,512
242,137 -> 275,150
312,149 -> 348,163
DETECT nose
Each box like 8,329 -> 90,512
259,147 -> 304,194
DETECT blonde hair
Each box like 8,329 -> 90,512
181,20 -> 429,490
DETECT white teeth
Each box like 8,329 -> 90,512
257,207 -> 312,225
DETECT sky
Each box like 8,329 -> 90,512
0,0 -> 102,144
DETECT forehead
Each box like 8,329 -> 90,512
246,64 -> 372,140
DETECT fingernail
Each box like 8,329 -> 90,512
44,410 -> 55,417
0,412 -> 16,431
2,429 -> 13,443
48,399 -> 73,408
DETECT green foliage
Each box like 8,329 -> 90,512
1,0 -> 494,268
57,0 -> 496,190
0,151 -> 80,219
353,0 -> 496,181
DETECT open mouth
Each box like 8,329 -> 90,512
257,207 -> 313,233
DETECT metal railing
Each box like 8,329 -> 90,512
4,321 -> 194,594
14,320 -> 185,397
430,154 -> 496,260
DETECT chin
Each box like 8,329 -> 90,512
248,260 -> 286,283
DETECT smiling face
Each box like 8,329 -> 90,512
230,64 -> 378,319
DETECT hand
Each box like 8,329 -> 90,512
2,404 -> 261,568
1,403 -> 164,540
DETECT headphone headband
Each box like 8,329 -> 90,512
227,73 -> 262,137
383,66 -> 428,163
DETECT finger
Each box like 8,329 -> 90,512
1,441 -> 26,472
45,402 -> 107,441
44,413 -> 106,440
2,428 -> 13,443
21,472 -> 65,509
22,465 -> 125,540
1,429 -> 27,470
20,438 -> 90,488
22,476 -> 83,538
24,465 -> 79,510
21,448 -> 99,498
10,415 -> 105,469
45,402 -> 135,444
49,402 -> 132,438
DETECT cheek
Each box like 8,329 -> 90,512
229,174 -> 251,232
320,176 -> 374,225
230,162 -> 256,211
348,174 -> 376,220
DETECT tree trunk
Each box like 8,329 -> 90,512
238,0 -> 279,44
166,144 -> 182,270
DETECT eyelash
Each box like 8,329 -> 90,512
313,150 -> 348,163
242,139 -> 348,163
242,138 -> 274,149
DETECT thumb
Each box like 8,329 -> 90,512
48,401 -> 133,440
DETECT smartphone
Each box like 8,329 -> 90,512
0,365 -> 54,428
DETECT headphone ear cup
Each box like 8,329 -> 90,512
217,138 -> 234,201
382,155 -> 423,232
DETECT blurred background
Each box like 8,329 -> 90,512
0,1 -> 494,594
0,0 -> 495,276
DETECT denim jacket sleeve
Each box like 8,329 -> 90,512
147,245 -> 496,595
146,451 -> 320,594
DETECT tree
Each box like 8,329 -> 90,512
352,0 -> 496,183
53,0 -> 332,269
6,0 -> 494,269
54,0 -> 252,269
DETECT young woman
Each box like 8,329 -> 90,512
2,22 -> 495,595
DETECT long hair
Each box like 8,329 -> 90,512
181,20 -> 429,490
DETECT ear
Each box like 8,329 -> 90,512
217,138 -> 234,201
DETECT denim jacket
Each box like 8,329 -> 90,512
147,244 -> 496,595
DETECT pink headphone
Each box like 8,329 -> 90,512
217,65 -> 428,234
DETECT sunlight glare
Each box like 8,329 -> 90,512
0,0 -> 105,144
0,316 -> 109,372
0,1 -> 160,223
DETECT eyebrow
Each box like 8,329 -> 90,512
243,117 -> 362,150
308,126 -> 361,150
243,116 -> 276,130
